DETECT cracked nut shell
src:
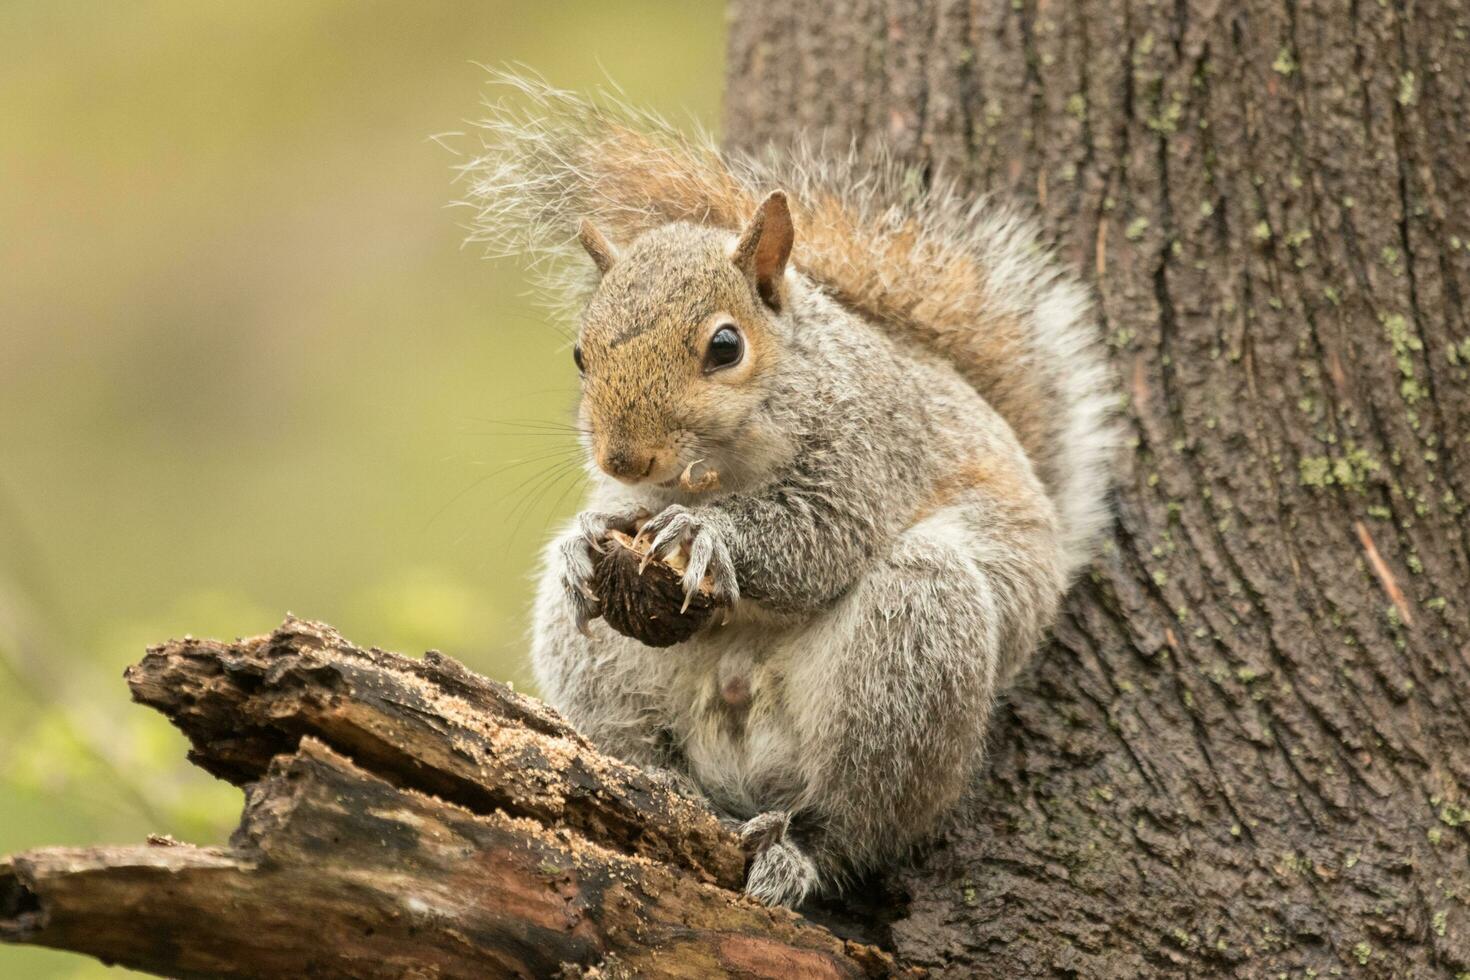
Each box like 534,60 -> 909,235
594,530 -> 717,647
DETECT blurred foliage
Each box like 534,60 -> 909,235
0,2 -> 723,975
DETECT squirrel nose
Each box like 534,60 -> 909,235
601,449 -> 657,482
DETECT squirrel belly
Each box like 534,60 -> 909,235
468,74 -> 1119,905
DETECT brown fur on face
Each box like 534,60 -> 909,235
577,223 -> 785,487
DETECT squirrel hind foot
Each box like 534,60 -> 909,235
740,811 -> 820,907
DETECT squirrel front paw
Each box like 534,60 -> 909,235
556,509 -> 647,632
639,505 -> 740,608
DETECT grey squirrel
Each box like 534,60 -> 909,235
460,76 -> 1118,906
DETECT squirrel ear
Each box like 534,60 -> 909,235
578,219 -> 618,275
733,191 -> 793,311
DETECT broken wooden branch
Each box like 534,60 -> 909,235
1,618 -> 901,979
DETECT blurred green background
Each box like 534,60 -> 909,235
0,3 -> 723,975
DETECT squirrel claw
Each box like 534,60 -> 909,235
641,505 -> 741,609
563,509 -> 650,632
577,511 -> 620,553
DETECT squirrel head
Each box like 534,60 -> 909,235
572,192 -> 795,489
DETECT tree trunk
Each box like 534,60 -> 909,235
727,0 -> 1470,975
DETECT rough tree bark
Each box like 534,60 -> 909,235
3,1 -> 1467,977
726,0 -> 1470,975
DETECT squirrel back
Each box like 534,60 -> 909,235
457,73 -> 1118,580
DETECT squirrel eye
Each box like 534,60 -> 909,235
703,325 -> 744,373
573,344 -> 585,375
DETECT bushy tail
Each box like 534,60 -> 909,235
455,72 -> 1118,579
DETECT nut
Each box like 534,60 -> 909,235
593,529 -> 717,647
678,460 -> 721,494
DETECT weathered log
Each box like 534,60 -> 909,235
123,617 -> 741,888
0,619 -> 902,979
